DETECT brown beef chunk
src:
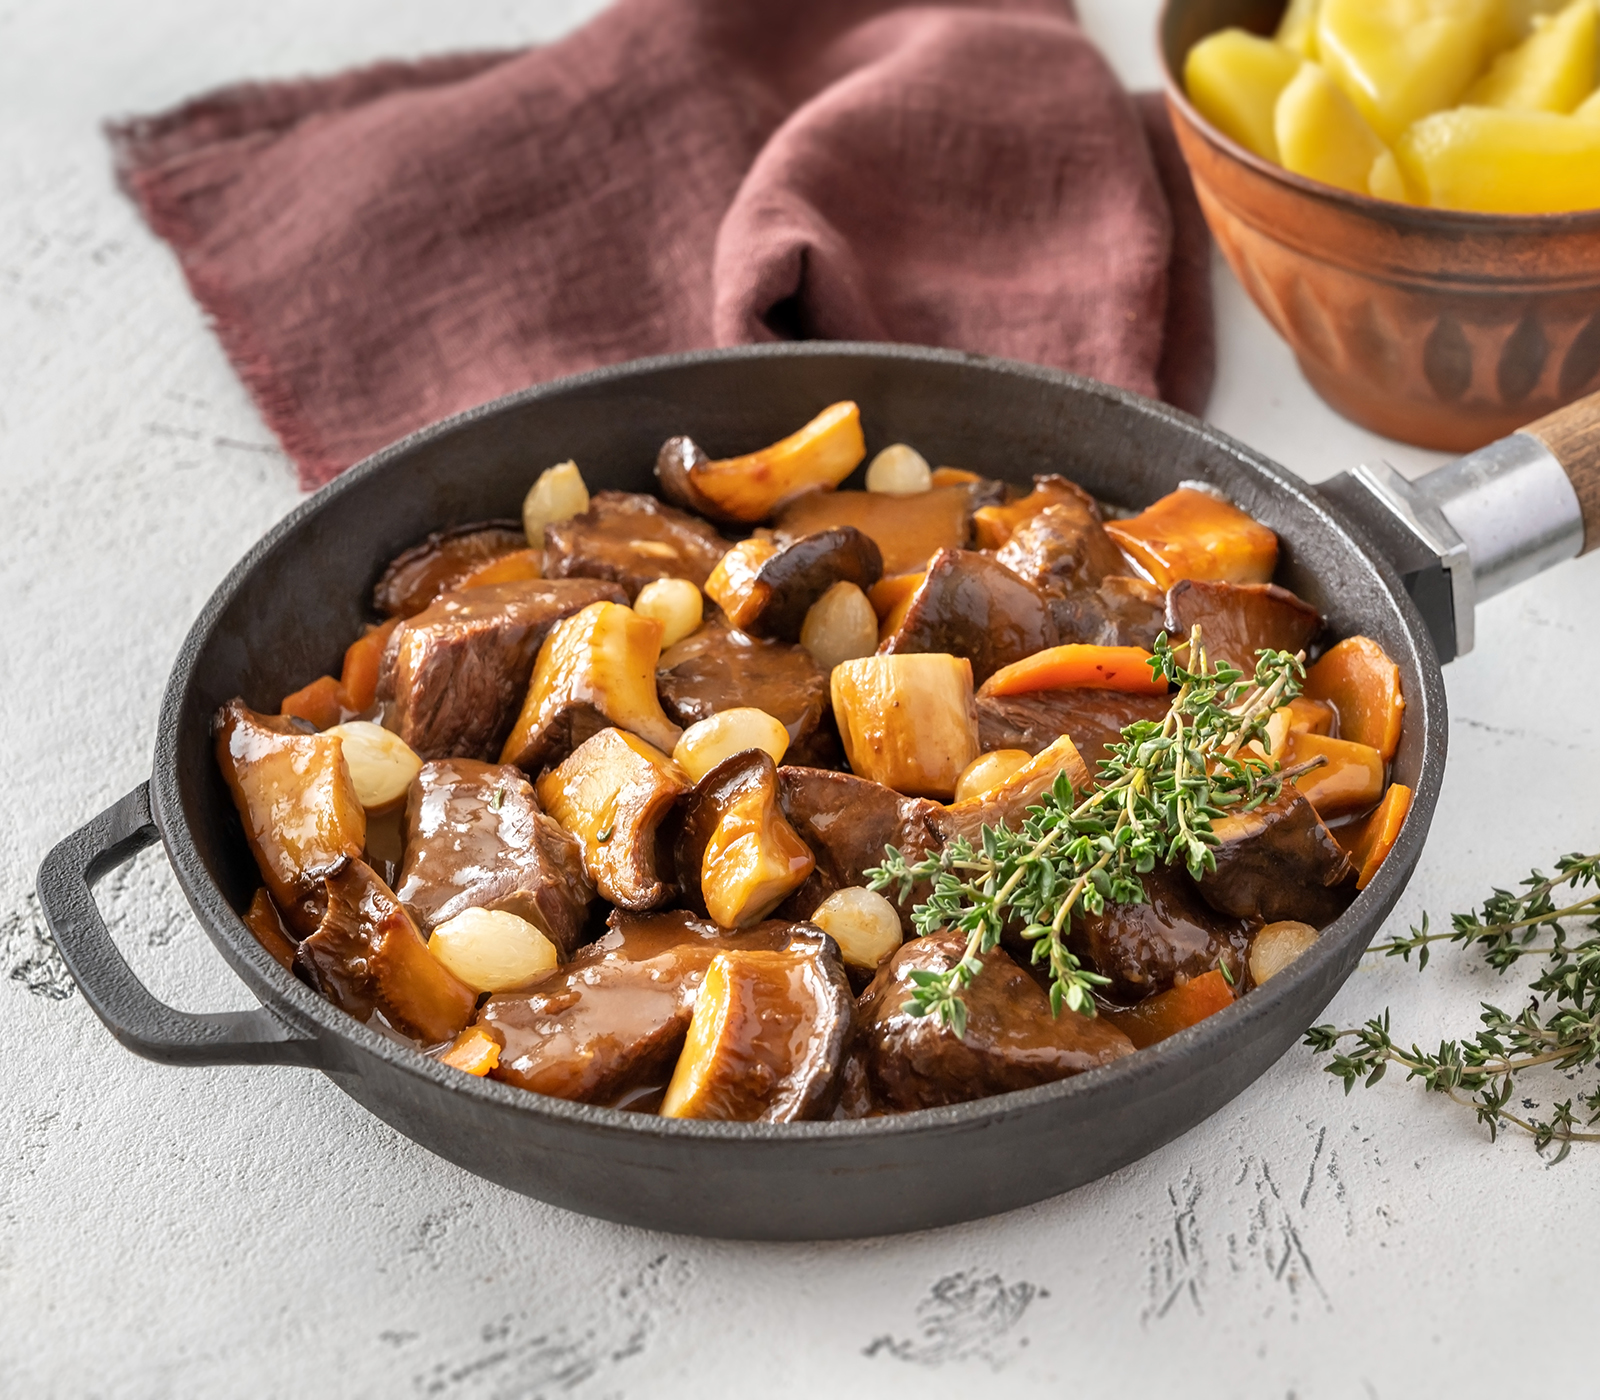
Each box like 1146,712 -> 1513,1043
1072,868 -> 1255,1002
1047,576 -> 1167,648
393,759 -> 593,957
976,687 -> 1170,771
372,521 -> 527,619
856,931 -> 1134,1111
991,490 -> 1129,594
656,616 -> 834,764
878,548 -> 1057,686
477,910 -> 826,1105
543,491 -> 731,601
379,578 -> 626,761
1165,579 -> 1322,674
774,766 -> 947,933
1196,788 -> 1354,927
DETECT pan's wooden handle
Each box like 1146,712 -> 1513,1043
1522,389 -> 1600,555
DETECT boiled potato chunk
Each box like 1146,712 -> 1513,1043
214,699 -> 367,937
501,600 -> 682,769
1277,0 -> 1322,56
1466,0 -> 1597,112
1395,105 -> 1600,211
1316,0 -> 1501,143
659,948 -> 852,1121
830,653 -> 980,801
428,907 -> 559,993
1104,487 -> 1278,590
1185,28 -> 1303,161
536,727 -> 689,909
1276,61 -> 1392,194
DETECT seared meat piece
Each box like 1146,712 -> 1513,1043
1072,867 -> 1255,1002
716,527 -> 883,640
393,759 -> 593,957
660,944 -> 853,1122
1196,788 -> 1354,927
372,521 -> 526,619
775,766 -> 946,933
1047,576 -> 1167,649
989,484 -> 1129,591
543,490 -> 730,601
878,549 -> 1057,686
773,486 -> 974,575
380,578 -> 626,762
656,617 -> 833,763
1165,579 -> 1321,673
477,910 -> 828,1105
856,931 -> 1134,1110
976,687 -> 1169,771
297,859 -> 476,1044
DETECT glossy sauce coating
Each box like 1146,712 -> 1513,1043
543,490 -> 730,600
372,521 -> 527,619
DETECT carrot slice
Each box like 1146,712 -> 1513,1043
337,617 -> 402,715
242,888 -> 297,972
455,547 -> 544,592
280,674 -> 344,730
1104,969 -> 1235,1050
1104,487 -> 1278,589
1305,636 -> 1404,760
439,1026 -> 502,1076
978,644 -> 1167,698
1286,732 -> 1385,817
1285,695 -> 1336,737
867,570 -> 926,621
1344,783 -> 1413,890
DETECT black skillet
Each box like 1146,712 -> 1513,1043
36,344 -> 1595,1240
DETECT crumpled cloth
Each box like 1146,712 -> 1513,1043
109,0 -> 1212,490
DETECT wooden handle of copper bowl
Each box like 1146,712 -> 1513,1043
1522,390 -> 1600,555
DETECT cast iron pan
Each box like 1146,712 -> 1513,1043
37,344 -> 1447,1240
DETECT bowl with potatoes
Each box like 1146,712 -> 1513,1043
1161,0 -> 1600,449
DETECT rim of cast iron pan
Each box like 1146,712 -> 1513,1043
148,340 -> 1445,1148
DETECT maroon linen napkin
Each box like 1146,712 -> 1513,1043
110,0 -> 1212,491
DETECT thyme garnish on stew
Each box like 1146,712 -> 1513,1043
1306,852 -> 1600,1161
866,627 -> 1307,1037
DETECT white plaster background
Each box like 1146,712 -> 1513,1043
3,2 -> 1597,1395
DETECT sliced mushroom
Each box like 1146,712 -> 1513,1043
394,758 -> 593,957
877,548 -> 1057,686
372,520 -> 528,618
1195,787 -> 1354,927
500,601 -> 682,771
476,910 -> 828,1106
659,945 -> 853,1121
705,527 -> 884,641
654,401 -> 866,523
1072,867 -> 1255,1002
1165,579 -> 1322,674
535,727 -> 689,910
674,750 -> 815,928
773,485 -> 974,575
830,653 -> 980,801
543,490 -> 732,600
296,859 -> 477,1044
1104,486 -> 1279,589
214,699 -> 367,936
381,577 -> 628,762
856,931 -> 1135,1111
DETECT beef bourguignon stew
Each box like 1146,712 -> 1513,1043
217,402 -> 1410,1122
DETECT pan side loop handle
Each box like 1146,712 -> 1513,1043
36,782 -> 325,1068
1521,388 -> 1600,557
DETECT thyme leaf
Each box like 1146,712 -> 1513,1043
1306,850 -> 1600,1160
865,626 -> 1306,1035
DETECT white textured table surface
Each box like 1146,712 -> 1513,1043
5,3 -> 1598,1396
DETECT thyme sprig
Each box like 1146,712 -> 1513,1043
1306,852 -> 1600,1161
866,627 -> 1306,1036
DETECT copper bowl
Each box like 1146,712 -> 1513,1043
1160,0 -> 1600,450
